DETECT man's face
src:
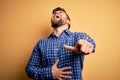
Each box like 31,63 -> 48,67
51,10 -> 69,28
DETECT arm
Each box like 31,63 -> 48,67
76,32 -> 96,53
64,32 -> 96,54
25,42 -> 53,80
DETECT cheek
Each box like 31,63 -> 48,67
51,17 -> 55,21
51,15 -> 54,19
62,15 -> 67,18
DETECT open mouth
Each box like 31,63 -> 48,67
54,14 -> 61,19
56,15 -> 60,18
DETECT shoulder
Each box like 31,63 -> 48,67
37,38 -> 48,44
74,31 -> 87,35
34,38 -> 50,49
73,32 -> 88,37
67,30 -> 87,36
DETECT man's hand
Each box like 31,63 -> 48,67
52,59 -> 72,80
64,39 -> 93,55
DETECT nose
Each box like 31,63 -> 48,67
54,11 -> 60,14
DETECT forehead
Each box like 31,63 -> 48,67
53,10 -> 66,13
52,10 -> 66,15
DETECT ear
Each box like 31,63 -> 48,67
67,20 -> 71,26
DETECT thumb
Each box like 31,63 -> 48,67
64,45 -> 76,52
54,59 -> 59,66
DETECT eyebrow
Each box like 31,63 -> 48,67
53,10 -> 65,13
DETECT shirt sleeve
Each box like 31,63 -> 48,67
75,32 -> 96,53
25,41 -> 53,80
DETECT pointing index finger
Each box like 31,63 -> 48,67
64,45 -> 76,52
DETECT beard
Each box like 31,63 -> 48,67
51,18 -> 65,28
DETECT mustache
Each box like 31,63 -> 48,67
53,14 -> 61,19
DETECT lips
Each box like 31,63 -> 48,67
56,15 -> 60,18
54,14 -> 61,19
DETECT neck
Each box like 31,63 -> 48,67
53,25 -> 68,36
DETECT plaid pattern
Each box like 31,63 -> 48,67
26,29 -> 96,80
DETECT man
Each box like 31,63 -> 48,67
26,7 -> 96,80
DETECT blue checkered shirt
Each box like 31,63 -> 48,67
26,29 -> 96,80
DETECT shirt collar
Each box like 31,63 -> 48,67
48,29 -> 72,38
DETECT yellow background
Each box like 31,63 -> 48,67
0,0 -> 120,80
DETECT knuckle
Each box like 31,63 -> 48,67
91,44 -> 93,47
